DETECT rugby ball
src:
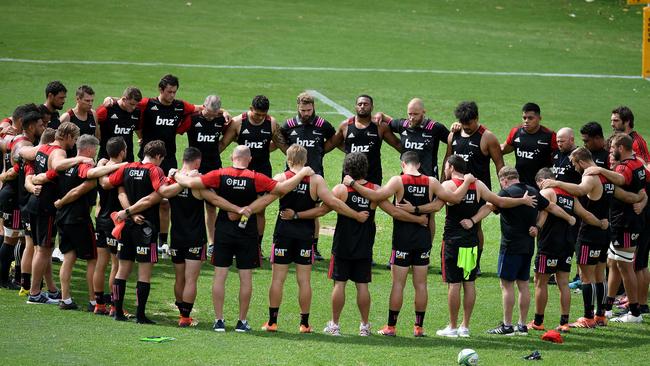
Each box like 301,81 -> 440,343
457,348 -> 478,366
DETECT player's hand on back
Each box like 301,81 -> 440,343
298,166 -> 314,177
539,179 -> 557,189
582,166 -> 602,176
396,199 -> 415,213
460,219 -> 474,230
528,226 -> 538,237
416,214 -> 428,227
568,216 -> 576,226
522,191 -> 537,207
463,173 -> 477,184
600,219 -> 609,230
132,214 -> 145,224
279,208 -> 295,220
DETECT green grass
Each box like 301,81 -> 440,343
1,0 -> 650,365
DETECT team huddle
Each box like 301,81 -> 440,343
0,74 -> 648,338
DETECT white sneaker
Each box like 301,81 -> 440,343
436,325 -> 458,338
159,244 -> 170,259
611,313 -> 643,323
359,322 -> 371,336
457,326 -> 470,337
52,248 -> 64,262
604,310 -> 613,319
323,321 -> 340,336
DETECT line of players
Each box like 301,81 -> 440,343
0,75 -> 648,336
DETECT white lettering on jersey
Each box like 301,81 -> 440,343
197,133 -> 216,143
155,116 -> 175,126
350,145 -> 369,153
244,140 -> 263,149
404,140 -> 424,150
114,125 -> 133,135
516,149 -> 534,160
296,137 -> 316,147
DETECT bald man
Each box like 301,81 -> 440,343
552,128 -> 581,184
376,98 -> 450,180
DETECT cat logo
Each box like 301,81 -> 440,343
168,249 -> 177,256
274,248 -> 287,257
136,246 -> 149,255
631,233 -> 640,241
420,251 -> 430,259
395,251 -> 407,259
300,249 -> 312,257
589,249 -> 601,258
452,140 -> 457,145
546,258 -> 558,267
189,247 -> 201,254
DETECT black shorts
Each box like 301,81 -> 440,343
170,244 -> 207,264
557,252 -> 573,273
271,235 -> 313,265
498,252 -> 532,281
2,209 -> 22,231
32,214 -> 57,248
328,255 -> 372,283
390,248 -> 431,267
21,214 -> 31,237
576,242 -> 607,266
534,253 -> 560,274
634,232 -> 650,271
58,223 -> 97,260
117,221 -> 158,263
441,240 -> 478,283
211,238 -> 260,269
96,230 -> 118,255
611,229 -> 640,249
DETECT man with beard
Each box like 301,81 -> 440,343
610,106 -> 650,164
42,81 -> 67,129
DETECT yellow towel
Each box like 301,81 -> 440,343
457,246 -> 479,280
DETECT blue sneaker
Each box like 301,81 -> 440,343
213,319 -> 225,332
568,279 -> 582,289
235,319 -> 251,332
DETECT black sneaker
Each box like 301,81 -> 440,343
26,292 -> 59,305
59,301 -> 79,310
46,290 -> 61,300
313,249 -> 324,261
1,281 -> 20,290
213,319 -> 226,332
103,293 -> 113,305
114,313 -> 129,322
86,302 -> 95,312
487,323 -> 514,335
136,316 -> 156,324
639,305 -> 649,314
235,319 -> 251,332
515,324 -> 528,335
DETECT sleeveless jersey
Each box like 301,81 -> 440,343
451,125 -> 491,189
108,162 -> 165,229
552,148 -> 581,184
96,104 -> 139,162
610,157 -> 647,231
96,184 -> 120,233
577,175 -> 614,246
538,188 -> 575,255
168,182 -> 206,246
443,179 -> 481,244
344,118 -> 383,184
389,118 -> 449,179
25,144 -> 62,215
237,113 -> 272,175
630,131 -> 650,163
332,182 -> 377,259
280,116 -> 335,176
0,135 -> 28,212
66,109 -> 97,156
138,97 -> 194,160
18,160 -> 34,213
392,174 -> 432,251
55,163 -> 93,224
273,171 -> 317,240
186,112 -> 226,173
505,125 -> 557,187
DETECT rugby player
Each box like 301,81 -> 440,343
59,85 -> 99,156
579,122 -> 609,169
42,81 -> 67,129
610,106 -> 650,164
96,87 -> 142,162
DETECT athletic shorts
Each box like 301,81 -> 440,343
441,240 -> 478,283
390,247 -> 431,268
211,237 -> 260,270
21,214 -> 31,237
576,242 -> 608,266
498,253 -> 532,281
32,214 -> 57,248
271,235 -> 313,265
611,230 -> 640,249
534,253 -> 560,274
170,244 -> 207,264
2,209 -> 22,232
634,235 -> 650,271
58,223 -> 97,260
328,255 -> 372,283
96,230 -> 118,255
117,221 -> 158,263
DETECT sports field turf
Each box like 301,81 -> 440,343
1,0 -> 650,365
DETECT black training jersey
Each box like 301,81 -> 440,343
393,174 -> 432,251
200,167 -> 277,240
332,182 -> 377,259
552,148 -> 581,184
344,118 -> 383,185
25,144 -> 62,215
497,182 -> 550,255
108,162 -> 165,230
281,116 -> 335,176
65,109 -> 97,157
137,97 -> 194,160
168,179 -> 206,246
506,125 -> 557,187
577,175 -> 614,246
44,106 -> 60,130
443,179 -> 481,244
610,157 -> 647,231
18,160 -> 34,212
590,148 -> 610,169
538,188 -> 575,255
96,185 -> 120,232
55,163 -> 93,225
273,171 -> 317,241
237,113 -> 272,175
187,112 -> 226,173
96,104 -> 139,162
0,136 -> 28,212
451,125 -> 492,189
389,118 -> 449,179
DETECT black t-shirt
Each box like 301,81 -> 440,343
577,175 -> 614,246
552,148 -> 581,184
138,97 -> 194,161
332,182 -> 376,259
55,163 -> 93,225
108,162 -> 165,230
610,157 -> 647,231
186,112 -> 227,173
505,125 -> 557,187
25,144 -> 62,215
237,113 -> 272,175
280,116 -> 335,177
497,182 -> 549,255
590,148 -> 610,169
537,188 -> 575,255
344,118 -> 383,185
168,181 -> 206,246
389,118 -> 449,179
97,104 -> 139,162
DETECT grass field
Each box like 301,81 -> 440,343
1,0 -> 650,365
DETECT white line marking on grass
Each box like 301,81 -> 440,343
0,57 -> 642,80
231,109 -> 340,115
306,90 -> 354,118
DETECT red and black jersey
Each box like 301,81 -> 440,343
137,97 -> 195,160
590,148 -> 610,169
55,163 -> 93,225
96,185 -> 120,233
65,109 -> 97,157
0,136 -> 29,213
25,144 -> 62,215
237,113 -> 272,175
393,174 -> 432,251
389,118 -> 449,179
108,162 -> 165,229
552,148 -> 581,184
577,175 -> 614,246
0,117 -> 12,140
610,157 -> 647,231
280,116 -> 335,177
168,178 -> 206,247
344,118 -> 383,185
200,167 -> 277,240
506,125 -> 557,187
18,160 -> 34,213
332,182 -> 376,259
451,125 -> 492,189
443,179 -> 481,244
630,131 -> 650,163
538,188 -> 575,255
273,171 -> 317,241
186,112 -> 227,173
96,104 -> 140,162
